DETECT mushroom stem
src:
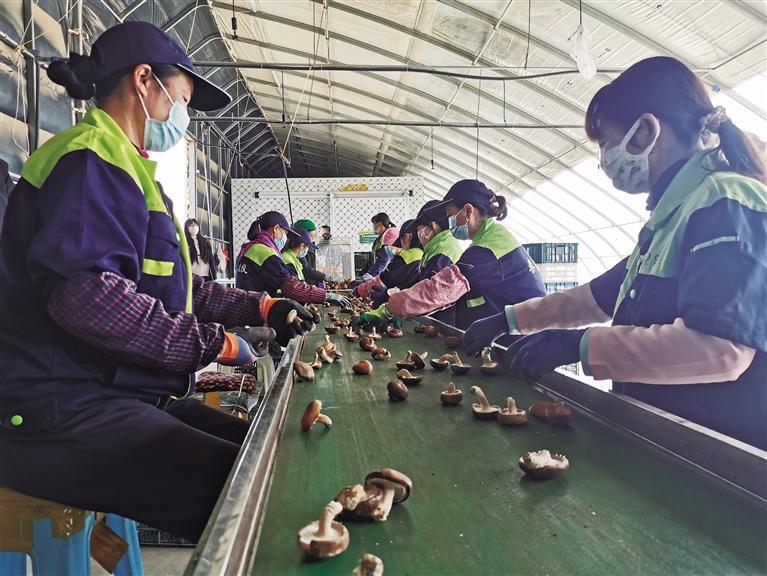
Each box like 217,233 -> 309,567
447,382 -> 457,393
317,501 -> 343,538
371,487 -> 396,521
316,413 -> 333,427
470,386 -> 491,409
506,397 -> 517,411
482,347 -> 495,366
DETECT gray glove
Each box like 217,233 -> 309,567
326,292 -> 352,309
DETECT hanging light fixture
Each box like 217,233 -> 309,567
568,0 -> 596,79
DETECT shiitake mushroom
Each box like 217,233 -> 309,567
352,360 -> 373,375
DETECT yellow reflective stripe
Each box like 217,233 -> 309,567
466,296 -> 486,308
172,214 -> 194,313
142,259 -> 175,276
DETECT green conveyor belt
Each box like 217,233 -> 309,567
252,319 -> 767,575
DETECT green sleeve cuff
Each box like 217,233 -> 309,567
505,305 -> 521,335
579,328 -> 593,376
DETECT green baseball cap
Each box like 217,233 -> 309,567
294,219 -> 317,232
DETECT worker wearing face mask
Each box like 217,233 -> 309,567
293,219 -> 327,287
236,210 -> 351,308
353,220 -> 424,304
463,56 -> 767,450
0,21 -> 316,542
412,200 -> 465,281
359,213 -> 399,281
355,180 -> 545,331
184,218 -> 219,281
282,228 -> 316,282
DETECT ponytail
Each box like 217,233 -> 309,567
48,52 -> 96,100
714,117 -> 766,184
247,220 -> 261,241
472,193 -> 508,221
491,195 -> 508,220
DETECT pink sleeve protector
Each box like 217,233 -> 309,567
387,264 -> 470,318
514,283 -> 611,334
586,317 -> 756,385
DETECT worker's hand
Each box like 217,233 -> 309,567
266,299 -> 316,346
369,286 -> 389,308
463,310 -> 511,356
325,292 -> 352,309
508,329 -> 587,382
351,305 -> 403,331
217,326 -> 275,366
362,273 -> 374,282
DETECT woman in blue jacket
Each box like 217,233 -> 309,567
464,57 -> 766,449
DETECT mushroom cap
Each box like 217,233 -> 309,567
471,403 -> 500,420
353,554 -> 384,576
440,383 -> 463,406
529,400 -> 574,426
424,325 -> 439,338
364,468 -> 412,503
297,514 -> 349,558
353,360 -> 373,375
413,324 -> 426,333
301,400 -> 323,430
430,354 -> 452,371
396,369 -> 422,385
294,361 -> 315,382
450,363 -> 471,375
518,450 -> 570,479
410,351 -> 427,370
445,336 -> 461,349
325,325 -> 340,334
371,347 -> 391,361
498,406 -> 528,426
387,379 -> 409,401
395,359 -> 416,370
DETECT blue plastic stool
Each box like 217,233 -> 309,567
106,514 -> 143,576
0,487 -> 142,575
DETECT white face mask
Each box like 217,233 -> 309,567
600,115 -> 661,194
188,225 -> 199,236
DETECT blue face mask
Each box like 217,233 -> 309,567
275,232 -> 287,251
384,246 -> 397,258
299,248 -> 309,258
138,74 -> 190,152
448,207 -> 470,240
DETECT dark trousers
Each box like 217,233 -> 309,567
0,397 -> 249,540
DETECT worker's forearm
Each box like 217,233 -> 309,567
282,275 -> 327,304
48,272 -> 224,373
509,283 -> 611,334
387,265 -> 470,317
192,274 -> 266,328
582,317 -> 756,384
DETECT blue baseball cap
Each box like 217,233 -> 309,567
413,199 -> 444,227
88,21 -> 231,111
294,227 -> 317,250
257,211 -> 299,238
431,179 -> 495,211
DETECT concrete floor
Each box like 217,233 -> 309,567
90,546 -> 194,576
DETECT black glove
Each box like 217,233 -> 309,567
229,326 -> 276,358
508,329 -> 586,382
266,299 -> 316,346
369,286 -> 389,309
